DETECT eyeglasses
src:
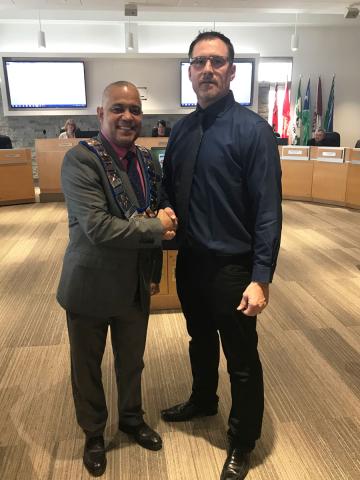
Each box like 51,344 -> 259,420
189,56 -> 229,69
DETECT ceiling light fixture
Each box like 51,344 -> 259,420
125,3 -> 137,51
38,11 -> 46,48
127,30 -> 134,50
345,6 -> 359,18
291,13 -> 299,52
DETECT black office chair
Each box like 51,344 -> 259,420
0,135 -> 13,149
76,130 -> 99,138
355,139 -> 360,148
324,131 -> 340,147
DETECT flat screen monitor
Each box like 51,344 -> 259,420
3,59 -> 87,109
180,59 -> 255,108
150,147 -> 166,170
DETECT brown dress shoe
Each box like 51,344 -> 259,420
83,435 -> 106,477
220,447 -> 251,480
161,400 -> 218,422
119,422 -> 162,451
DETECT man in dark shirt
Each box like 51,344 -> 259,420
161,32 -> 282,480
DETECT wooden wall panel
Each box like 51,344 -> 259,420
0,149 -> 34,205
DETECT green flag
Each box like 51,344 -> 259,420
324,75 -> 335,132
292,77 -> 302,145
301,78 -> 311,146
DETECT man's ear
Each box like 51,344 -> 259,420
188,65 -> 192,81
230,64 -> 236,82
97,106 -> 103,123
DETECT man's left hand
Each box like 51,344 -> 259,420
237,282 -> 269,316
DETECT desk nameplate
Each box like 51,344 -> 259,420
281,156 -> 309,161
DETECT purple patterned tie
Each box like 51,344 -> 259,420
126,151 -> 146,209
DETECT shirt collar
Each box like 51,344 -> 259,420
100,130 -> 136,159
196,90 -> 235,119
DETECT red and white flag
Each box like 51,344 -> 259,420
272,83 -> 279,133
282,80 -> 291,138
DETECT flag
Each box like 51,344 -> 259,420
272,83 -> 279,133
302,78 -> 311,146
292,77 -> 302,145
324,75 -> 335,132
282,80 -> 291,138
312,76 -> 323,133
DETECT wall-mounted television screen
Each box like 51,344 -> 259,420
3,59 -> 87,109
150,147 -> 166,170
180,59 -> 255,107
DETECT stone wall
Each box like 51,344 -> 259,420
1,85 -> 269,178
0,88 -> 184,177
0,91 -> 184,149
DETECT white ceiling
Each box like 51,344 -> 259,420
0,0 -> 360,26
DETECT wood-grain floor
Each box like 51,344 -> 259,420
0,201 -> 359,479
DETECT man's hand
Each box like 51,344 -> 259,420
237,282 -> 269,317
158,208 -> 178,240
164,207 -> 178,229
150,283 -> 160,296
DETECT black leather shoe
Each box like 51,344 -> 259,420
119,422 -> 162,451
161,400 -> 218,422
83,436 -> 106,477
220,448 -> 251,480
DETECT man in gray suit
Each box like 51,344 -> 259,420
57,81 -> 176,477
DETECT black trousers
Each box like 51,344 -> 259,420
176,248 -> 264,450
66,302 -> 149,438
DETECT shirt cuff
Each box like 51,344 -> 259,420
251,264 -> 274,284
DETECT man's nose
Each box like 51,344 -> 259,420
203,59 -> 214,72
121,108 -> 133,120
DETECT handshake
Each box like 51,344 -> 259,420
158,207 -> 178,240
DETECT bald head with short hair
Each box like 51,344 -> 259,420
101,81 -> 140,106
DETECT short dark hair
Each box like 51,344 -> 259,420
158,120 -> 166,127
188,31 -> 235,64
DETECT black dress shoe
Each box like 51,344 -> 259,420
220,447 -> 251,480
83,435 -> 106,477
119,422 -> 162,451
161,400 -> 218,422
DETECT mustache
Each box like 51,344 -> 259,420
200,78 -> 217,84
200,74 -> 217,84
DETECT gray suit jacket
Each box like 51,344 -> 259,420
57,136 -> 163,317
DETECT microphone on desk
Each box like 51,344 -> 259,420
42,129 -> 47,138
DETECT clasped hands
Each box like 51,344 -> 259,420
158,207 -> 178,240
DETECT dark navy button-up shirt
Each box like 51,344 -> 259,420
162,91 -> 282,283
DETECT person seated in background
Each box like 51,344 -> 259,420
355,139 -> 360,148
59,119 -> 77,139
307,128 -> 327,146
152,120 -> 171,137
0,134 -> 13,149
